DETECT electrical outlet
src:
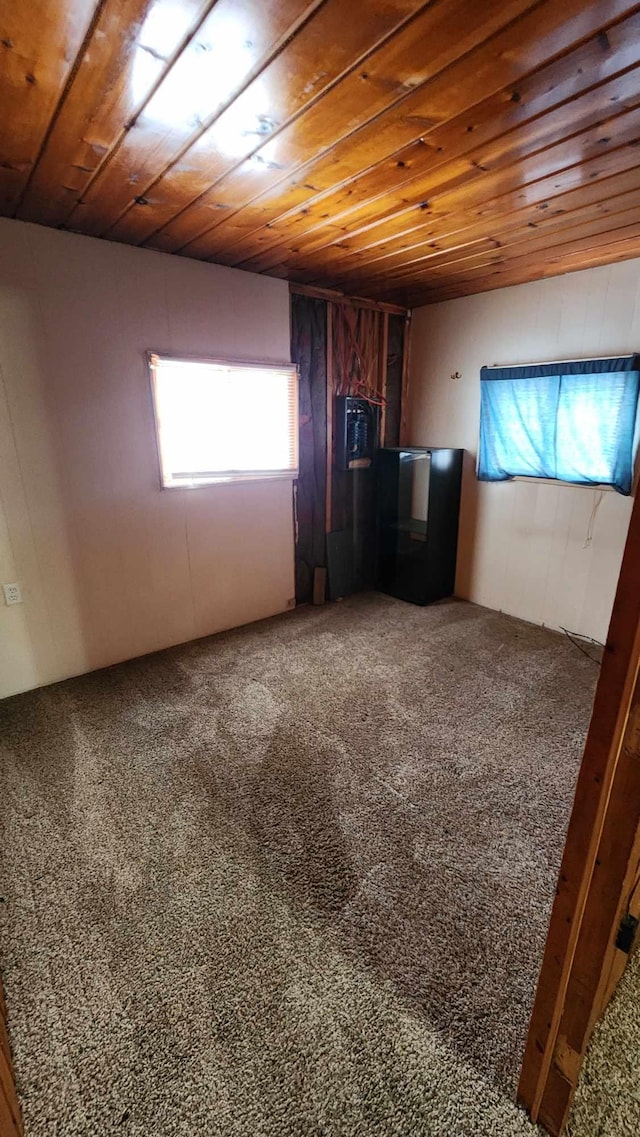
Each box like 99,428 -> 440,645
2,582 -> 22,606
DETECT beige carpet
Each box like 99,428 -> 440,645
0,594 -> 599,1135
567,943 -> 640,1137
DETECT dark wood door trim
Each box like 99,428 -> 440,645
0,977 -> 23,1137
518,487 -> 640,1134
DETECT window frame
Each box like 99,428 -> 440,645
147,350 -> 299,491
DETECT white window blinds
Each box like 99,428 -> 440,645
149,353 -> 298,488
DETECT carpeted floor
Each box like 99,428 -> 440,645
0,594 -> 599,1135
567,942 -> 640,1137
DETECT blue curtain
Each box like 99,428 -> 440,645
478,356 -> 640,495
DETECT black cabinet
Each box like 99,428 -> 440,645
376,447 -> 463,605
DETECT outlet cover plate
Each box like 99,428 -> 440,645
3,582 -> 22,606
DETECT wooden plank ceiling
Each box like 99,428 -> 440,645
2,0 -> 640,307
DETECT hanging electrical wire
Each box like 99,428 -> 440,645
583,489 -> 605,549
560,626 -> 605,665
331,302 -> 386,405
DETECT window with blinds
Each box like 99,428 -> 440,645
148,353 -> 299,488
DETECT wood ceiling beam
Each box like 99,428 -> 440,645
288,283 -> 407,316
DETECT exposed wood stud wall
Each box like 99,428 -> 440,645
3,2 -> 640,305
325,302 -> 334,535
289,284 -> 406,316
379,312 -> 389,447
399,314 -> 412,447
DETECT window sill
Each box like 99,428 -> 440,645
161,472 -> 298,490
510,477 -> 617,493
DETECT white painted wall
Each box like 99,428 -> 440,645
407,259 -> 640,642
0,219 -> 294,699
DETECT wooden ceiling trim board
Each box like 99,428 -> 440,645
329,184 -> 640,290
241,197 -> 640,295
169,0 -> 640,265
0,0 -> 102,212
16,0 -> 213,228
105,0 -> 430,246
65,0 -> 323,237
351,236 -> 640,308
291,170 -> 640,293
288,283 -> 407,316
144,0 -> 542,255
235,47 -> 640,274
179,0 -> 627,260
312,166 -> 640,282
236,12 -> 640,269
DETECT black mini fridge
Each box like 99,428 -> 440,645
376,447 -> 463,605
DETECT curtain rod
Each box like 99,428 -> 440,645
484,353 -> 637,369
